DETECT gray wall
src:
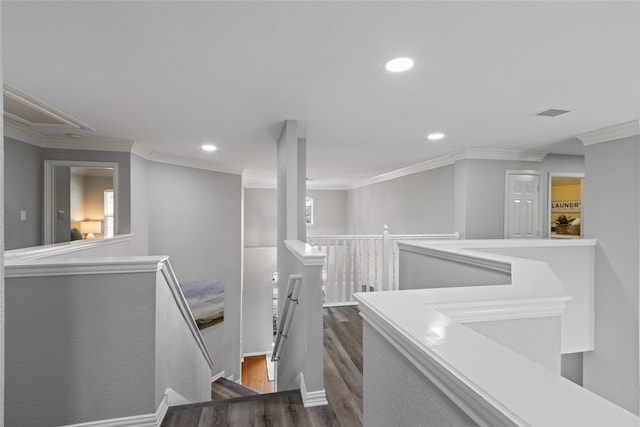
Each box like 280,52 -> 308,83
399,250 -> 511,289
455,155 -> 584,239
245,188 -> 277,247
306,189 -> 348,236
129,154 -> 149,254
363,322 -> 477,427
42,147 -> 131,235
4,137 -> 42,249
6,272 -> 157,426
244,188 -> 348,248
582,135 -> 640,414
455,159 -> 534,239
6,266 -> 212,426
4,138 -> 134,249
347,165 -> 456,235
147,161 -> 242,379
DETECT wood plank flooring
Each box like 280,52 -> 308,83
211,377 -> 259,400
242,354 -> 275,394
161,305 -> 363,427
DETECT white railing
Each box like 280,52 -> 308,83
307,226 -> 459,305
272,274 -> 302,362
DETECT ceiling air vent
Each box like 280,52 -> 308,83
534,108 -> 570,118
3,83 -> 94,131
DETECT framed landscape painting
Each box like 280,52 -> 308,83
180,276 -> 224,330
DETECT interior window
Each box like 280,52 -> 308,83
305,196 -> 314,225
104,189 -> 115,238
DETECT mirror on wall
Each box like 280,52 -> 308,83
44,160 -> 118,245
549,174 -> 583,239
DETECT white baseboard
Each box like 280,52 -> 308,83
164,387 -> 190,407
61,394 -> 168,427
297,373 -> 328,408
243,351 -> 271,358
211,370 -> 226,382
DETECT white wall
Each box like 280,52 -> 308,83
147,161 -> 242,380
474,244 -> 594,354
347,165 -> 456,235
243,247 -> 276,356
583,135 -> 640,414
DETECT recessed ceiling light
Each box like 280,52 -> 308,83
427,132 -> 445,141
67,133 -> 82,139
385,57 -> 414,73
201,144 -> 217,152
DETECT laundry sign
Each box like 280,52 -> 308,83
551,200 -> 581,213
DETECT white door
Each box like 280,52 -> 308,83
505,172 -> 541,239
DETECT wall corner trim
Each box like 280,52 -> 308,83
576,120 -> 640,146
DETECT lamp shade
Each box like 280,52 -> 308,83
80,221 -> 102,238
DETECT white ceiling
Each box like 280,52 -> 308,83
2,1 -> 639,188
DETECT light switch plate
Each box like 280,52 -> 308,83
20,210 -> 27,221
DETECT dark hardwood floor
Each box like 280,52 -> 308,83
161,305 -> 363,427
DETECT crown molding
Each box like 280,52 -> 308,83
575,120 -> 640,146
459,147 -> 547,162
3,82 -> 95,131
144,150 -> 245,176
347,148 -> 547,190
43,136 -> 134,152
4,120 -> 45,146
131,142 -> 154,159
4,120 -> 134,152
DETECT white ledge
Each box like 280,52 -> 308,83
5,254 -> 215,372
397,242 -> 512,274
356,294 -> 639,426
285,240 -> 326,266
5,234 -> 133,262
6,255 -> 167,278
392,239 -> 592,322
354,238 -> 635,426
